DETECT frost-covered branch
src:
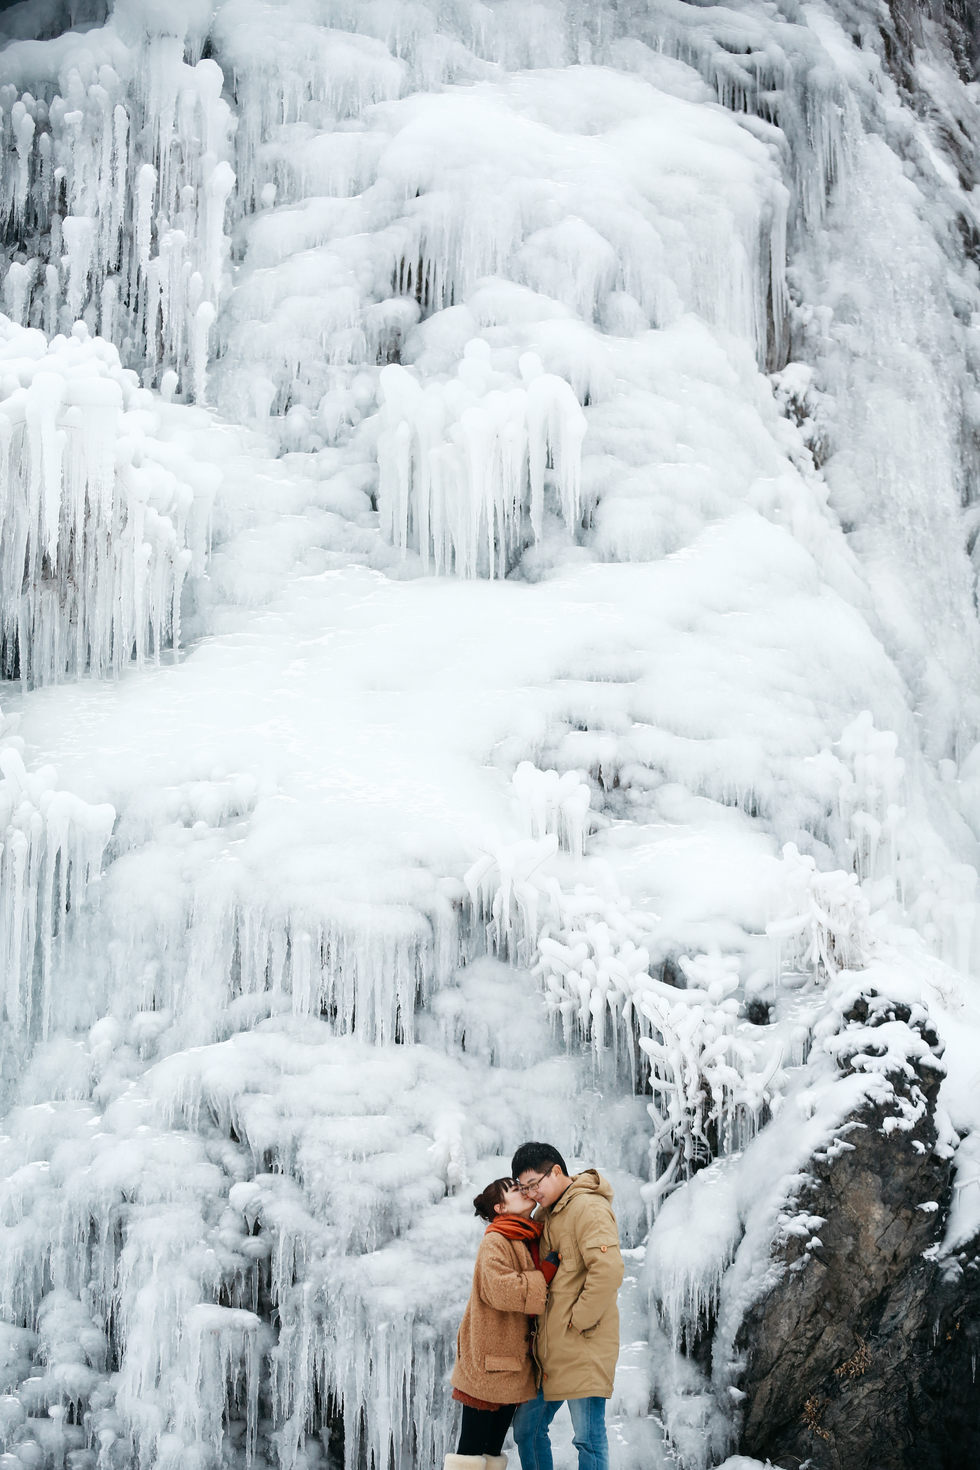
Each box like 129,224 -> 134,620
766,842 -> 872,978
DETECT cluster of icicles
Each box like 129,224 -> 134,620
377,342 -> 586,577
0,317 -> 212,685
0,31 -> 234,399
0,741 -> 114,1042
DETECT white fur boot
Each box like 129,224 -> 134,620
443,1457 -> 487,1470
484,1456 -> 508,1470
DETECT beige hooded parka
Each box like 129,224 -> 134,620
535,1170 -> 623,1401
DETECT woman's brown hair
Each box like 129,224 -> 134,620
472,1177 -> 515,1222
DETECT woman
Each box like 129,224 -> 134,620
446,1178 -> 558,1470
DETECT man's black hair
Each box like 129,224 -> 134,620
511,1141 -> 569,1178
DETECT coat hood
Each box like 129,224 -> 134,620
550,1168 -> 614,1214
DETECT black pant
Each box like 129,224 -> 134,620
456,1402 -> 516,1456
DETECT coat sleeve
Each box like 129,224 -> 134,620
567,1200 -> 624,1334
475,1236 -> 549,1316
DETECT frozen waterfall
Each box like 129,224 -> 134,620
2,2 -> 980,1470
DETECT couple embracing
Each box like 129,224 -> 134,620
446,1141 -> 623,1470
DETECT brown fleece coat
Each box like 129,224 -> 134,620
451,1230 -> 549,1405
535,1170 -> 624,1401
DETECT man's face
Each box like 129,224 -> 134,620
517,1163 -> 566,1209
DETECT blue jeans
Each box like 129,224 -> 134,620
512,1390 -> 609,1470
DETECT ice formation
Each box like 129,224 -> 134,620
0,739 -> 114,1044
0,5 -> 235,397
0,318 -> 213,684
1,2 -> 980,1470
377,346 -> 586,577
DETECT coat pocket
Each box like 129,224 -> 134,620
484,1354 -> 524,1373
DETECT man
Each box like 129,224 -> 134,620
509,1142 -> 624,1470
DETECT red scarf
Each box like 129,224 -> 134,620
485,1213 -> 544,1267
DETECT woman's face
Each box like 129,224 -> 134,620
495,1184 -> 536,1217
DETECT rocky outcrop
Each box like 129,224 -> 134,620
735,995 -> 980,1470
945,2 -> 980,76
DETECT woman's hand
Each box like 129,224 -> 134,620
539,1251 -> 560,1285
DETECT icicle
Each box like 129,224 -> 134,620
2,260 -> 33,326
190,299 -> 215,404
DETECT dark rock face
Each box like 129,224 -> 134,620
876,0 -> 975,93
915,1245 -> 980,1468
736,995 -> 980,1470
944,2 -> 980,76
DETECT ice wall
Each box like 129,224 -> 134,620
1,3 -> 980,1470
643,0 -> 980,754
